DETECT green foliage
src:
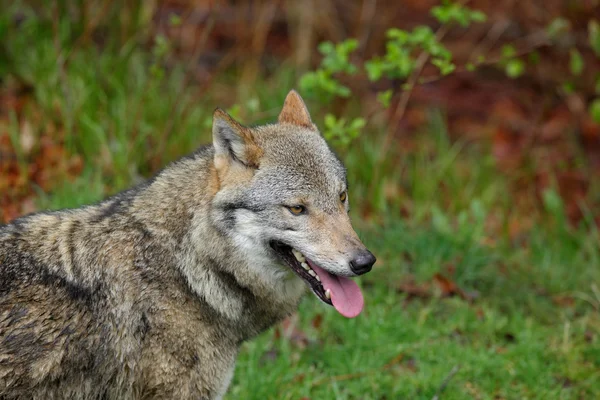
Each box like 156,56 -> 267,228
528,51 -> 541,65
299,69 -> 351,99
168,13 -> 182,27
365,26 -> 455,82
589,20 -> 600,57
149,34 -> 173,79
299,39 -> 358,101
562,81 -> 576,95
505,59 -> 525,78
501,44 -> 516,58
501,45 -> 525,78
542,188 -> 565,222
569,49 -> 584,76
322,114 -> 365,149
318,39 -> 359,74
589,98 -> 600,123
431,0 -> 487,27
298,1 -> 492,149
1,3 -> 212,189
377,89 -> 393,108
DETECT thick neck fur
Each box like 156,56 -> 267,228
123,146 -> 306,340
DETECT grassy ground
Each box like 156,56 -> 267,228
1,4 -> 600,399
230,219 -> 600,399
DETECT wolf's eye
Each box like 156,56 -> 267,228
288,205 -> 306,215
340,191 -> 347,202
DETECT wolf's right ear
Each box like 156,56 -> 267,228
278,90 -> 316,130
212,109 -> 262,169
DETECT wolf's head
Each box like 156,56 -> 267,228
210,90 -> 375,318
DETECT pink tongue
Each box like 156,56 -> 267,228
307,260 -> 364,318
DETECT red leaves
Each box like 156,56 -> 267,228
0,90 -> 84,223
432,273 -> 473,301
397,273 -> 478,303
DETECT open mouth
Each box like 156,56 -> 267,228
270,241 -> 364,318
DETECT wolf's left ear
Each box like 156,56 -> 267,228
278,90 -> 315,130
213,109 -> 262,168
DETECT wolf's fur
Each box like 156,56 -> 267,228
0,91 -> 373,399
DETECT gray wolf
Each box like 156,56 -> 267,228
0,90 -> 376,399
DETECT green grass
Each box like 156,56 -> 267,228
2,4 -> 600,399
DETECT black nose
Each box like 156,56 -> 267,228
350,250 -> 376,275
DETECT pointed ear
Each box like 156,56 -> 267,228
278,90 -> 315,129
212,109 -> 263,168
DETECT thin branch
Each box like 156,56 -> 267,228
468,18 -> 511,63
357,0 -> 378,57
387,23 -> 451,139
417,31 -> 550,86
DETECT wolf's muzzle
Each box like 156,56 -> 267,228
349,250 -> 376,275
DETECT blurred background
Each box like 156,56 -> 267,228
1,1 -> 599,398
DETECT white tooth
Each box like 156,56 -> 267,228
292,249 -> 302,260
315,275 -> 321,282
325,289 -> 331,299
298,254 -> 306,262
301,262 -> 310,270
308,270 -> 316,277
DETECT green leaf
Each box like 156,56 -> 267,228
466,63 -> 476,72
337,85 -> 351,97
562,81 -> 575,94
387,28 -> 408,43
152,34 -> 171,58
432,58 -> 455,75
589,98 -> 600,123
431,6 -> 450,24
299,72 -> 318,95
318,41 -> 335,55
546,17 -> 570,40
542,189 -> 564,216
349,118 -> 366,130
341,39 -> 359,52
431,3 -> 486,27
569,49 -> 584,76
149,64 -> 164,79
168,14 -> 182,27
505,59 -> 525,78
410,26 -> 434,45
365,60 -> 383,81
501,45 -> 516,59
324,113 -> 336,128
470,10 -> 487,23
319,39 -> 359,75
227,104 -> 241,119
377,90 -> 393,108
321,113 -> 364,150
589,20 -> 600,57
528,51 -> 540,65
